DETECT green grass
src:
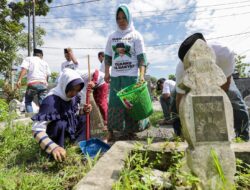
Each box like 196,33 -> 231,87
149,111 -> 163,127
0,124 -> 93,190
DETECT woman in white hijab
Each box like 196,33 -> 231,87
104,4 -> 149,141
32,68 -> 92,162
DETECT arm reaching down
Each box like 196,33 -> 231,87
32,121 -> 66,162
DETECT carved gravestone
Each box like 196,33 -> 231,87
179,39 -> 236,189
193,96 -> 228,142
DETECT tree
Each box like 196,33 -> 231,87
0,0 -> 53,102
150,76 -> 157,85
235,55 -> 250,78
1,0 -> 52,78
0,0 -> 24,83
168,74 -> 176,80
50,71 -> 59,83
8,0 -> 53,22
18,26 -> 46,50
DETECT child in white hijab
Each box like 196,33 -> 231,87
32,69 -> 92,162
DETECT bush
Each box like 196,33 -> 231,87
0,99 -> 9,121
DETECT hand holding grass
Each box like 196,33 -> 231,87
52,146 -> 66,162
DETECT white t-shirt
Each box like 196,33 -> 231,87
162,80 -> 176,94
175,42 -> 235,94
76,69 -> 105,103
61,60 -> 78,71
99,60 -> 105,73
105,30 -> 146,77
21,56 -> 51,84
79,69 -> 105,88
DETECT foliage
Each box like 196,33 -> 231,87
8,0 -> 53,22
0,124 -> 98,190
150,76 -> 157,85
210,148 -> 227,187
0,0 -> 24,81
0,79 -> 4,88
167,146 -> 200,188
233,137 -> 245,143
168,74 -> 176,80
113,139 -> 200,190
149,111 -> 163,127
2,83 -> 23,102
235,159 -> 250,190
50,71 -> 59,83
0,1 -> 51,100
113,141 -> 155,190
235,55 -> 250,78
0,98 -> 9,121
18,26 -> 46,50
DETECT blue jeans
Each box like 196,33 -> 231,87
227,81 -> 249,141
25,83 -> 47,113
160,95 -> 173,120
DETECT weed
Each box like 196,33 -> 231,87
235,159 -> 250,190
113,138 -> 200,190
0,124 -> 98,190
149,111 -> 163,127
210,148 -> 235,190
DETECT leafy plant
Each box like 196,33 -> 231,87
0,98 -> 9,121
235,159 -> 250,190
210,148 -> 235,190
149,111 -> 163,127
0,123 -> 99,190
210,148 -> 226,184
235,55 -> 250,78
168,74 -> 176,80
233,137 -> 245,143
113,138 -> 200,190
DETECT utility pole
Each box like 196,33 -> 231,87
32,0 -> 36,50
27,0 -> 31,56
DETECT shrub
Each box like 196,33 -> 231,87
0,99 -> 9,121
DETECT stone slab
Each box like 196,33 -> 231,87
74,141 -> 188,190
74,141 -> 134,190
0,117 -> 32,132
74,141 -> 250,190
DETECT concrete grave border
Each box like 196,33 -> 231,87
74,141 -> 250,190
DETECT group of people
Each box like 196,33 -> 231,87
157,33 -> 249,141
16,4 -> 249,161
16,4 -> 149,161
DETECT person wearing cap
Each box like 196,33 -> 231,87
61,48 -> 79,71
104,4 -> 149,141
175,33 -> 249,141
32,69 -> 92,162
98,51 -> 105,73
16,49 -> 51,113
156,78 -> 176,125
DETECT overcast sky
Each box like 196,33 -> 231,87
19,0 -> 250,78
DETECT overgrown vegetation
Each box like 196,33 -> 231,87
113,138 -> 250,190
149,111 -> 163,126
0,98 -> 9,121
235,159 -> 250,189
0,124 -> 98,190
113,139 -> 200,190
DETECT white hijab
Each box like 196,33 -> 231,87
47,68 -> 84,101
116,4 -> 135,34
